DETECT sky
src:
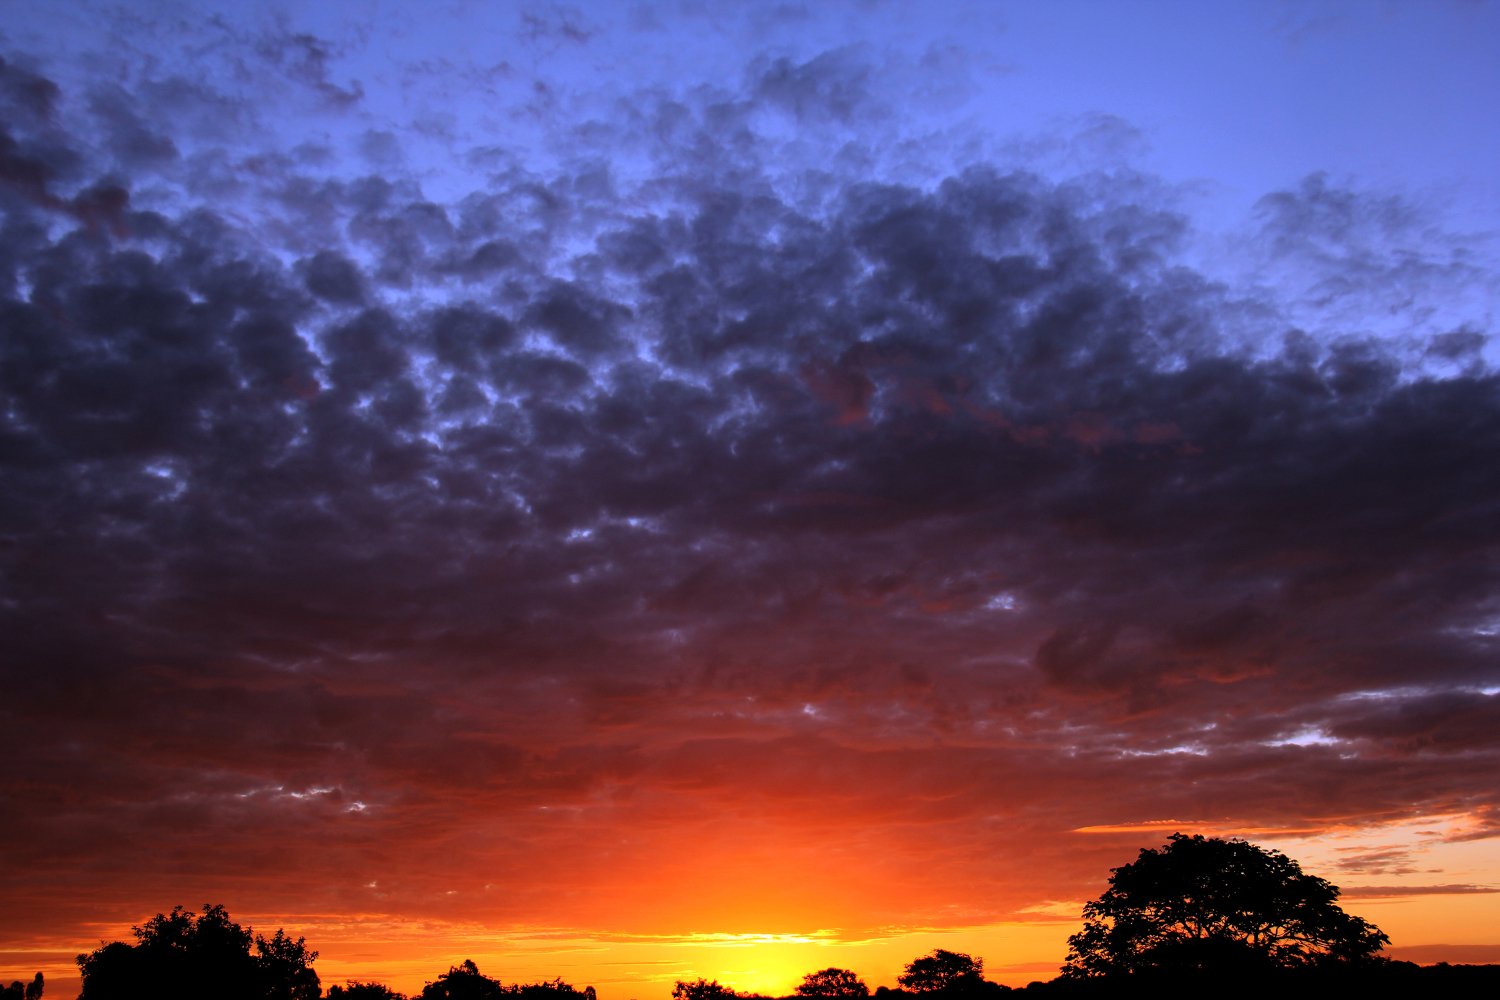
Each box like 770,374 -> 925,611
2,0 -> 1499,995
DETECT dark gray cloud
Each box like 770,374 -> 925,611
751,48 -> 879,124
255,27 -> 366,107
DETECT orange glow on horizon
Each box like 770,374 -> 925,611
12,816 -> 1500,998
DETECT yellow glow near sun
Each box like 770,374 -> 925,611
219,812 -> 1500,1000
296,919 -> 1084,998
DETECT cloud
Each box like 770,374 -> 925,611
750,47 -> 879,125
1343,884 -> 1500,898
0,25 -> 1496,965
255,27 -> 365,108
1249,171 -> 1500,341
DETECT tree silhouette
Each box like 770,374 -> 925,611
419,960 -> 504,1000
255,927 -> 320,1000
0,974 -> 42,1000
1062,833 -> 1389,979
510,978 -> 595,1000
75,904 -> 319,1000
897,952 -> 985,993
327,984 -> 408,1000
672,979 -> 739,1000
795,968 -> 869,998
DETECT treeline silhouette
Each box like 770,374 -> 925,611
50,837 -> 1500,1000
668,950 -> 1500,1000
1,975 -> 43,1000
56,905 -> 1500,1000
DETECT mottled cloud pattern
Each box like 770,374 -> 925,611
0,7 -> 1497,986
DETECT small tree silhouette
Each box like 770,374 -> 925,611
672,979 -> 738,1000
795,968 -> 869,998
0,973 -> 43,1000
327,984 -> 408,1000
256,927 -> 320,1000
897,952 -> 984,993
510,977 -> 593,1000
419,960 -> 504,1000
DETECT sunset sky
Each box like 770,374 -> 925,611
2,0 -> 1499,996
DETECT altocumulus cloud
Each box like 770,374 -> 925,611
0,6 -> 1498,959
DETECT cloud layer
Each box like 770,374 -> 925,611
1,4 -> 1497,990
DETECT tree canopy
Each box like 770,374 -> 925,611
1062,833 -> 1389,979
76,904 -> 318,1000
0,974 -> 42,1000
795,968 -> 869,998
327,984 -> 409,1000
419,960 -> 505,1000
896,951 -> 986,993
671,979 -> 739,1000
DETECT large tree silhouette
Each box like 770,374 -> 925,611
1062,834 -> 1388,979
75,904 -> 318,1000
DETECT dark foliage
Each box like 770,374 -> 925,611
74,904 -> 317,1000
1061,834 -> 1388,980
0,974 -> 42,1000
419,961 -> 505,1000
897,951 -> 987,993
510,979 -> 596,1000
672,980 -> 741,1000
54,897 -> 1500,1000
256,927 -> 323,1000
795,969 -> 869,998
327,984 -> 409,1000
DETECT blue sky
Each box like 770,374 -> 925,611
10,0 -> 1494,346
11,1 -> 1498,219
